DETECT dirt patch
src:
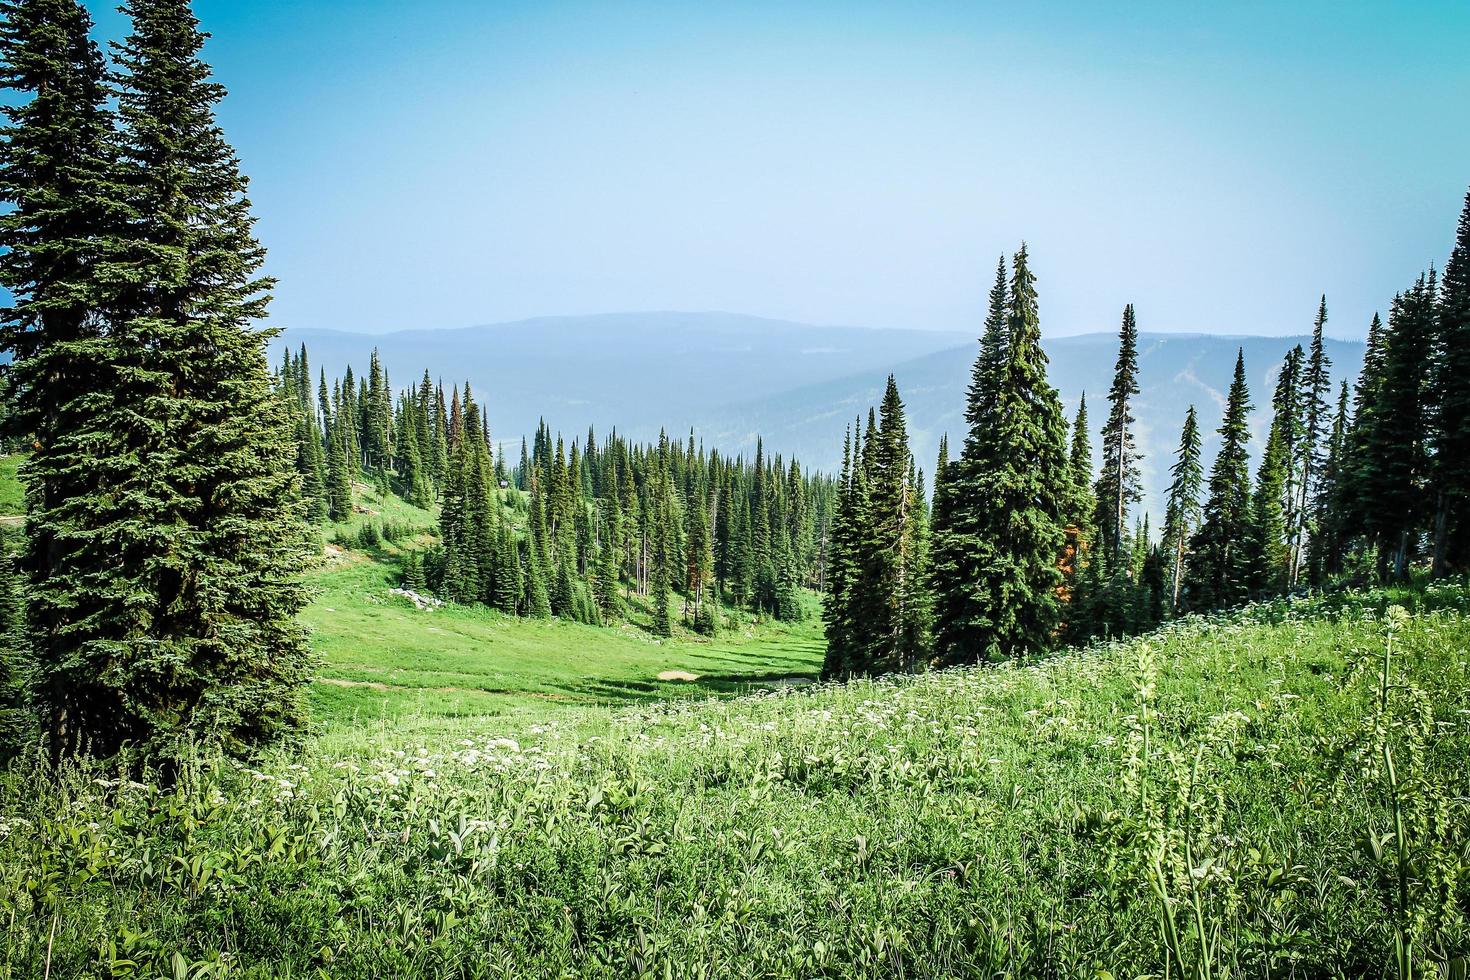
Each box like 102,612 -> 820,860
315,677 -> 573,701
657,670 -> 701,682
317,677 -> 391,691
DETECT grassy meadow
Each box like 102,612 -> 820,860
3,458 -> 1469,976
2,575 -> 1469,977
304,479 -> 825,727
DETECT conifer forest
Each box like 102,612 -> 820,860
0,1 -> 1468,977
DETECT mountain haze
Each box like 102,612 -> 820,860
276,312 -> 1364,520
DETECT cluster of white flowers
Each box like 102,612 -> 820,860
0,816 -> 31,841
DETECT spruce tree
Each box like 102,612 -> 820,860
596,490 -> 624,617
649,451 -> 674,638
1058,394 -> 1095,635
1360,274 -> 1437,578
1188,350 -> 1254,609
1309,380 -> 1352,582
1067,393 -> 1096,538
1431,188 -> 1470,575
1161,405 -> 1203,611
850,376 -> 925,673
0,0 -> 130,754
930,257 -> 1010,661
684,481 -> 713,619
325,410 -> 353,521
1292,297 -> 1332,583
820,425 -> 857,680
1245,423 -> 1290,595
40,0 -> 316,758
1093,305 -> 1143,569
938,246 -> 1070,663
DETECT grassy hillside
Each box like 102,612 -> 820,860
306,553 -> 824,725
0,454 -> 23,520
303,480 -> 825,726
4,584 -> 1468,977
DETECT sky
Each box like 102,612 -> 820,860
81,0 -> 1470,339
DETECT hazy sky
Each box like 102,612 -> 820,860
83,0 -> 1470,338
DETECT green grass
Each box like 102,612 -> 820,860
0,454 -> 23,518
4,582 -> 1469,977
304,549 -> 825,726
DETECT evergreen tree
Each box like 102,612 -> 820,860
324,409 -> 353,521
930,257 -> 1009,661
41,0 -> 314,758
1292,297 -> 1333,584
0,0 -> 133,757
1093,305 -> 1143,569
521,537 -> 551,619
935,246 -> 1070,663
848,376 -> 926,674
648,443 -> 674,638
1188,350 -> 1254,609
1359,274 -> 1437,579
596,489 -> 623,617
1309,380 -> 1352,582
1245,423 -> 1290,595
1067,393 -> 1096,538
1161,405 -> 1203,611
1058,394 -> 1095,634
821,422 -> 867,679
1431,188 -> 1470,575
684,479 -> 713,619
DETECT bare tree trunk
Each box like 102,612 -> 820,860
1430,491 -> 1450,579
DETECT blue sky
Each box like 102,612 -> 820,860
83,0 -> 1470,338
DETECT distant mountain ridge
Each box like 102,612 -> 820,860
275,312 -> 1365,521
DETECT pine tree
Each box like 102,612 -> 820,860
1431,188 -> 1470,575
1359,274 -> 1437,579
849,376 -> 925,674
1161,405 -> 1203,611
930,257 -> 1009,661
684,480 -> 713,619
596,489 -> 624,617
325,409 -> 353,521
492,525 -> 520,614
649,453 -> 674,639
1291,297 -> 1333,583
821,422 -> 868,679
0,0 -> 133,756
42,0 -> 314,758
1309,380 -> 1352,582
1058,394 -> 1096,634
936,246 -> 1070,663
1067,393 -> 1096,538
1245,423 -> 1290,595
295,409 -> 329,524
1188,350 -> 1254,609
1093,305 -> 1143,569
521,537 -> 551,619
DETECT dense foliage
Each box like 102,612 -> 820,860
281,347 -> 835,635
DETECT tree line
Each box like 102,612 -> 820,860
278,345 -> 835,636
0,0 -> 836,762
826,190 -> 1470,677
